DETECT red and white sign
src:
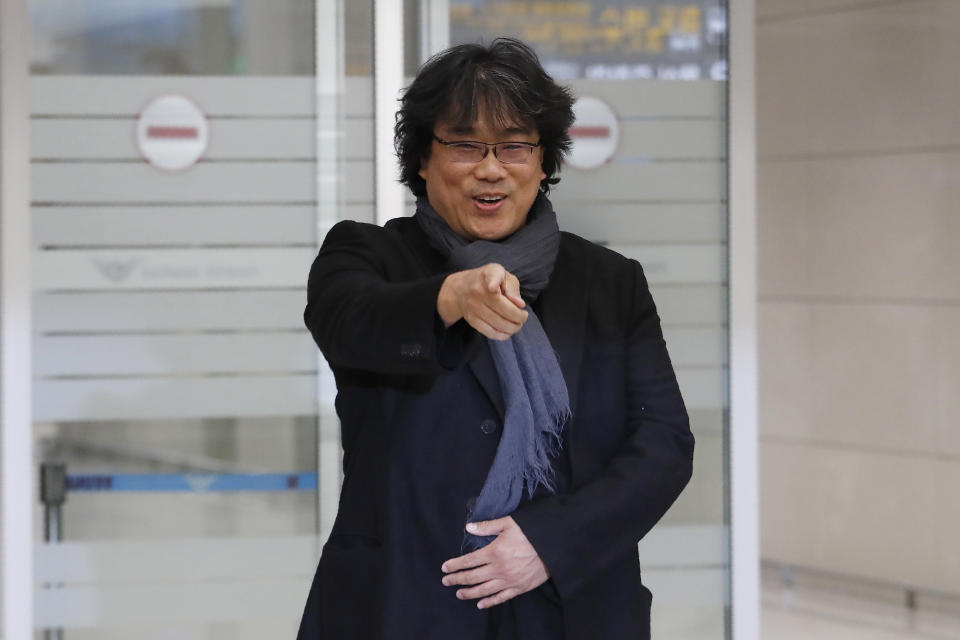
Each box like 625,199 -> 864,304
136,95 -> 209,171
567,96 -> 620,170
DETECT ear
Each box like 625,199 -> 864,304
418,153 -> 430,181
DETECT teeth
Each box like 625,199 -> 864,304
476,196 -> 503,203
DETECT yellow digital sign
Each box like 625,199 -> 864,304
451,1 -> 727,80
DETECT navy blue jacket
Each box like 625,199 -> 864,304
296,216 -> 694,639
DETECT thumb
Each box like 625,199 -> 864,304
466,517 -> 509,537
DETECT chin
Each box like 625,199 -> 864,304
469,224 -> 513,242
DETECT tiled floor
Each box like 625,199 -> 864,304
762,606 -> 958,640
761,565 -> 960,640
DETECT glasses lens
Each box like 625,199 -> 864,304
496,143 -> 532,164
447,142 -> 486,162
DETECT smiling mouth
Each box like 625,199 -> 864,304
473,195 -> 505,204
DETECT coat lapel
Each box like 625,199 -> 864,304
537,237 -> 590,419
466,237 -> 591,421
468,341 -> 506,418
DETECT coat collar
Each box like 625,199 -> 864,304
467,234 -> 591,421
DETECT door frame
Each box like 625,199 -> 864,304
728,0 -> 760,637
1,0 -> 34,636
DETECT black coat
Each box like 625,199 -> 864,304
296,216 -> 694,640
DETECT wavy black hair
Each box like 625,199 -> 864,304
395,38 -> 576,197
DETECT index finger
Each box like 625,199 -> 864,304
441,547 -> 489,574
481,263 -> 506,293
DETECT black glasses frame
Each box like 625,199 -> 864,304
432,135 -> 541,164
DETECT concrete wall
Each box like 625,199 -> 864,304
757,0 -> 960,594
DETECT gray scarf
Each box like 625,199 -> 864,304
414,193 -> 570,551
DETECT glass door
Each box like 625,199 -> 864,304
28,1 -> 368,637
410,1 -> 733,638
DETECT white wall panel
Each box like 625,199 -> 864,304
567,79 -> 725,118
757,0 -> 869,19
618,119 -> 724,160
663,428 -> 725,526
650,285 -> 727,327
31,117 -> 373,161
35,579 -> 310,628
759,152 -> 960,301
663,327 -> 726,368
689,408 -> 725,436
33,206 -> 317,247
643,567 -> 728,607
30,76 -> 372,117
611,245 -> 725,285
32,161 -> 312,204
558,202 -> 725,245
35,332 -> 315,377
676,368 -> 725,411
343,117 -> 374,160
34,374 -> 317,422
760,301 -> 960,457
31,161 -> 370,205
557,161 -> 725,202
36,537 -> 319,583
34,248 -> 314,291
34,291 -> 306,333
757,1 -> 960,157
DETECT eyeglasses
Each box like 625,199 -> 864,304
433,135 -> 540,165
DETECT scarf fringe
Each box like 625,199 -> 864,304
523,408 -> 570,498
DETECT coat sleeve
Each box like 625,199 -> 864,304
511,259 -> 695,600
304,220 -> 474,375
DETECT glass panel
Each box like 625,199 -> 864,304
28,1 -> 368,637
442,2 -> 731,638
450,0 -> 726,80
29,0 -> 316,75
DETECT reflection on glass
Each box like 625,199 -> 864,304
36,418 -> 318,540
450,0 -> 727,80
29,0 -> 315,75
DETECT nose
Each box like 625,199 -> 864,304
472,147 -> 509,182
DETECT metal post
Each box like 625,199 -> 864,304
374,0 -> 406,225
40,463 -> 66,640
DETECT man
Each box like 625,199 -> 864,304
297,38 -> 693,640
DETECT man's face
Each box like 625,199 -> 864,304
418,114 -> 547,241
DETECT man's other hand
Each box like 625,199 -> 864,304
440,516 -> 549,609
437,263 -> 528,340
